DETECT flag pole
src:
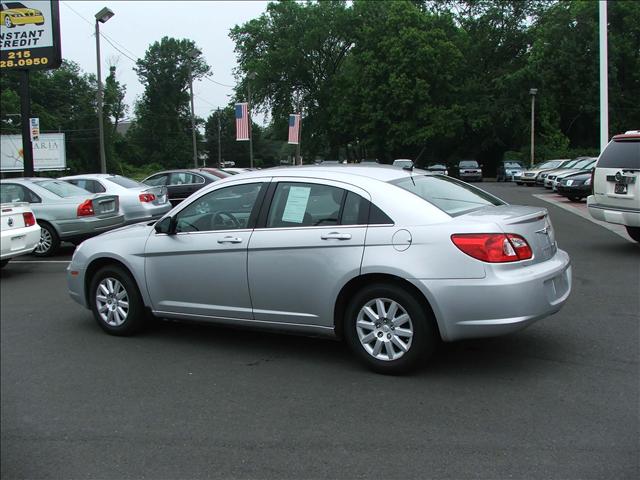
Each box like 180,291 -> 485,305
296,112 -> 302,165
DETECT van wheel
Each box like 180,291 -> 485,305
0,260 -> 9,269
33,222 -> 60,257
626,227 -> 640,243
343,283 -> 437,374
90,265 -> 146,336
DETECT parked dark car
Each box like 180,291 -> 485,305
456,160 -> 483,182
496,161 -> 524,182
557,171 -> 592,202
142,169 -> 230,206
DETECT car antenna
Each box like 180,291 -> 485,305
403,163 -> 416,186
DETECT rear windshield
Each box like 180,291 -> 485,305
598,141 -> 640,169
391,175 -> 505,217
106,176 -> 143,189
34,180 -> 89,198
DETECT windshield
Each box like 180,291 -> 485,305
391,175 -> 505,217
459,160 -> 478,168
504,162 -> 523,168
106,176 -> 144,189
538,160 -> 563,169
573,158 -> 596,169
562,160 -> 579,168
34,180 -> 90,198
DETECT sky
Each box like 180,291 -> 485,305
57,0 -> 270,123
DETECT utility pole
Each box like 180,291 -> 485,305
187,59 -> 198,168
19,71 -> 34,176
599,0 -> 609,151
529,88 -> 537,168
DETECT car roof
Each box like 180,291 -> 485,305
612,131 -> 640,141
227,164 -> 431,184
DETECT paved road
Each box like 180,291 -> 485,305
1,183 -> 638,479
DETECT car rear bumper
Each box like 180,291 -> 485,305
410,249 -> 572,342
123,204 -> 171,225
587,197 -> 640,227
0,224 -> 41,260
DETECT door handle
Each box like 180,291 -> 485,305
321,232 -> 352,240
218,236 -> 243,244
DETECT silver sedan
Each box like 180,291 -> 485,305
60,174 -> 171,225
0,178 -> 125,256
67,166 -> 571,374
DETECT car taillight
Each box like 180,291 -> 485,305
451,233 -> 533,263
22,211 -> 36,227
139,193 -> 156,203
77,199 -> 94,217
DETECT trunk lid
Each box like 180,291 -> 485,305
140,186 -> 168,205
0,203 -> 27,230
457,205 -> 557,264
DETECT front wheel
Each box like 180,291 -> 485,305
626,226 -> 640,243
343,283 -> 437,374
90,265 -> 146,336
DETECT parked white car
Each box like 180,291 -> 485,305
587,131 -> 640,242
60,174 -> 171,225
1,202 -> 41,268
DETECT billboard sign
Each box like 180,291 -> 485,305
0,0 -> 62,71
1,133 -> 66,171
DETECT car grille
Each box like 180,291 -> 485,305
525,173 -> 535,177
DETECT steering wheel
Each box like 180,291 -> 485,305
212,211 -> 240,229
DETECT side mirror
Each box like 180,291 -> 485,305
154,216 -> 175,234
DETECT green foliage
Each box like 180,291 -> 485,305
127,37 -> 210,169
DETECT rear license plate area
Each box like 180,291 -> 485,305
614,183 -> 627,194
100,200 -> 115,213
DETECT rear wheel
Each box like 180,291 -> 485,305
343,283 -> 437,374
33,222 -> 60,257
625,226 -> 640,243
90,265 -> 146,336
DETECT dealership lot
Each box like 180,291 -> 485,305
1,182 -> 638,479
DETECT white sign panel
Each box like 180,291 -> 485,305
1,133 -> 66,171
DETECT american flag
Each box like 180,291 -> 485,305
235,103 -> 249,141
288,114 -> 301,144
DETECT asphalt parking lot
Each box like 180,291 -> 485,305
1,182 -> 638,479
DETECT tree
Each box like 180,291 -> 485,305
127,37 -> 209,168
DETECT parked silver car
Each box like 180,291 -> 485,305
0,178 -> 125,256
67,166 -> 571,373
60,174 -> 171,225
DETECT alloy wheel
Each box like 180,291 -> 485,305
95,277 -> 130,327
35,228 -> 52,255
356,297 -> 414,361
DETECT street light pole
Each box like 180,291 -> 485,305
529,88 -> 538,168
247,72 -> 256,169
217,108 -> 222,168
95,7 -> 114,174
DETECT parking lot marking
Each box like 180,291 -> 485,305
533,194 -> 633,243
8,260 -> 70,264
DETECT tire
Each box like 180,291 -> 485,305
567,195 -> 582,203
625,226 -> 640,243
343,283 -> 438,374
525,183 -> 532,187
5,17 -> 14,28
0,259 -> 8,269
516,182 -> 523,186
89,265 -> 146,336
33,222 -> 60,257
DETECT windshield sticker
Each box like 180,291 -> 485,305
282,186 -> 311,223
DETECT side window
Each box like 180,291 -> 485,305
175,183 -> 262,233
266,182 -> 345,228
144,174 -> 168,187
342,191 -> 394,225
92,180 -> 106,193
170,172 -> 203,185
0,184 -> 41,204
192,174 -> 205,185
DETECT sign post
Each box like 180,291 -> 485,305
0,0 -> 62,176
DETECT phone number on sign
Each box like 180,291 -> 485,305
0,50 -> 50,68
